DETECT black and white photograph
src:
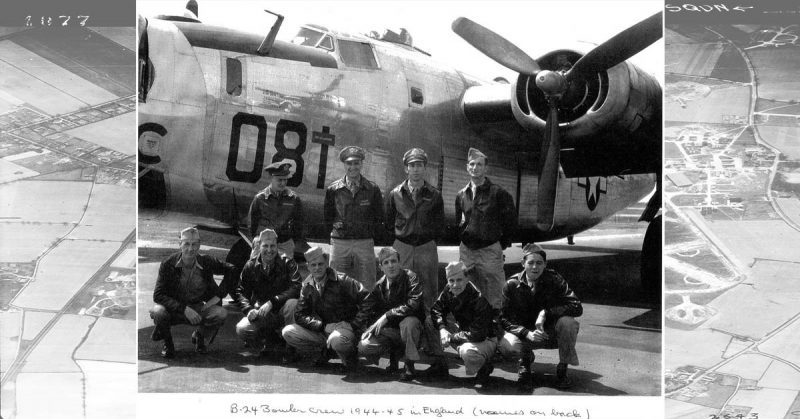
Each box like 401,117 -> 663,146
663,2 -> 800,418
0,1 -> 137,418
135,0 -> 663,409
0,0 -> 674,418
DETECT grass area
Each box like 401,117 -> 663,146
665,268 -> 709,291
665,142 -> 683,159
665,217 -> 696,245
773,161 -> 800,196
666,25 -> 720,43
755,98 -> 800,115
665,73 -> 732,88
709,44 -> 750,83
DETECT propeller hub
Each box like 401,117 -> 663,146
535,70 -> 566,97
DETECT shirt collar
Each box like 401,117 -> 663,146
522,271 -> 543,287
345,174 -> 362,186
384,270 -> 404,287
469,177 -> 487,191
257,253 -> 276,268
265,185 -> 286,198
313,273 -> 328,290
403,179 -> 426,194
175,256 -> 203,270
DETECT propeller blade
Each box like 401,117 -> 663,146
566,11 -> 662,82
452,17 -> 540,76
537,101 -> 561,231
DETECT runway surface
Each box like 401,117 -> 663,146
0,26 -> 136,419
664,22 -> 800,419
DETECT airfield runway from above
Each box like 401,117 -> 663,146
0,25 -> 136,419
137,210 -> 661,396
664,21 -> 800,419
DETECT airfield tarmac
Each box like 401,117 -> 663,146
0,26 -> 136,419
137,205 -> 661,396
664,23 -> 800,419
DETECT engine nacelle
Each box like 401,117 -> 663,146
511,49 -> 661,146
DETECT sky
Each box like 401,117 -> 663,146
137,0 -> 664,85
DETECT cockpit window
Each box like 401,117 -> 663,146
292,28 -> 324,47
338,40 -> 378,69
318,35 -> 334,51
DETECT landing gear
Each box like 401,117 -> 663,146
640,214 -> 662,299
567,235 -> 574,245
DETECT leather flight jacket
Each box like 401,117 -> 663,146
153,252 -> 234,314
324,177 -> 384,240
500,269 -> 583,338
294,268 -> 369,332
385,180 -> 444,246
248,188 -> 304,242
430,282 -> 495,344
234,253 -> 302,315
354,268 -> 426,330
455,177 -> 517,250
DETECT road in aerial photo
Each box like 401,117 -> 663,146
0,24 -> 136,419
664,16 -> 800,419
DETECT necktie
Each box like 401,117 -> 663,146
348,179 -> 358,195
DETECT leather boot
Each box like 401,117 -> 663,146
399,360 -> 416,382
343,352 -> 360,376
313,347 -> 332,367
192,329 -> 207,354
517,353 -> 534,391
423,358 -> 449,379
281,345 -> 298,364
386,350 -> 400,373
556,363 -> 573,389
475,361 -> 494,385
161,337 -> 175,359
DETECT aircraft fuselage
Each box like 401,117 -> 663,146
138,18 -> 656,244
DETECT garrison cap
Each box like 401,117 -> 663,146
258,229 -> 278,243
403,148 -> 428,165
467,147 -> 488,164
339,146 -> 366,163
265,160 -> 292,177
522,243 -> 547,261
445,261 -> 469,279
377,247 -> 400,263
179,227 -> 200,241
304,246 -> 328,263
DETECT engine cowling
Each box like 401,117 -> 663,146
512,50 -> 661,148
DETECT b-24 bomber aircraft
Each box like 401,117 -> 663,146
137,2 -> 663,290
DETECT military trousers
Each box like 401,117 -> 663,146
394,239 -> 439,310
331,238 -> 376,291
282,320 -> 356,361
498,316 -> 580,366
357,316 -> 422,362
235,298 -> 298,347
459,241 -> 505,309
